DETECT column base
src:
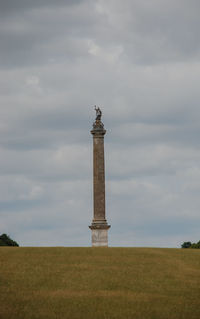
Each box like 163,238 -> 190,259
89,224 -> 111,247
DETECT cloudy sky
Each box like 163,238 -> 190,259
1,0 -> 200,247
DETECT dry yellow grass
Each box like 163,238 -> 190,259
0,247 -> 200,319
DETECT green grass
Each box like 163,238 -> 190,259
0,247 -> 200,319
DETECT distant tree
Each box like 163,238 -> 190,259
181,241 -> 192,248
190,240 -> 200,249
0,234 -> 19,246
181,240 -> 200,249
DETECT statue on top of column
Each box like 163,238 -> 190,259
94,105 -> 102,121
92,105 -> 104,130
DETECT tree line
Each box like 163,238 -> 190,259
181,240 -> 200,249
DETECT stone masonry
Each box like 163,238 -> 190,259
89,108 -> 110,246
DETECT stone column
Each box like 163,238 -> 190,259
89,115 -> 110,247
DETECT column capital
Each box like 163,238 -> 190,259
91,120 -> 106,136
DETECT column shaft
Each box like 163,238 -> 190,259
93,135 -> 106,222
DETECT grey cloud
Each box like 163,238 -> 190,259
0,1 -> 95,68
96,0 -> 200,63
1,0 -> 200,247
0,199 -> 44,212
0,0 -> 84,16
1,0 -> 200,70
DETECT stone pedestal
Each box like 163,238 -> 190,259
89,118 -> 110,246
90,227 -> 110,247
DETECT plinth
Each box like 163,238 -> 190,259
89,117 -> 110,246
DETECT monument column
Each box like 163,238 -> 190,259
89,106 -> 110,246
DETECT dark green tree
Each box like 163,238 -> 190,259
0,234 -> 19,246
181,241 -> 192,248
190,240 -> 200,249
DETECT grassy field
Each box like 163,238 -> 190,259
0,247 -> 200,319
